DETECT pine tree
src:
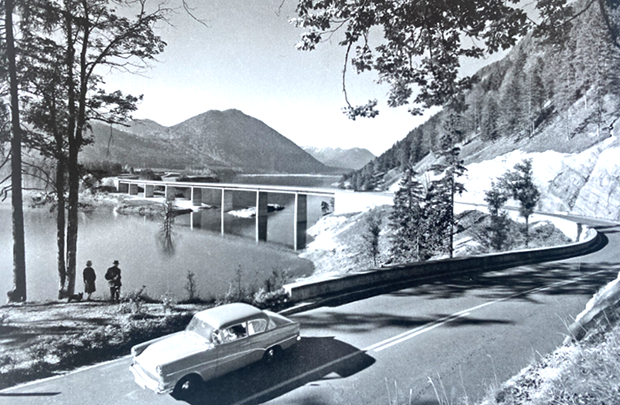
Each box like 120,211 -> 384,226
525,58 -> 545,136
431,110 -> 467,258
500,49 -> 527,137
481,94 -> 501,142
477,181 -> 511,252
389,167 -> 425,263
362,210 -> 382,266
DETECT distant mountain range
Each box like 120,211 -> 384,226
303,146 -> 375,170
81,109 -> 347,175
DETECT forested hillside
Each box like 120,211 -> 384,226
343,1 -> 620,191
79,109 -> 330,175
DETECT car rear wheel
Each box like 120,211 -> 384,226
172,374 -> 202,400
263,346 -> 281,363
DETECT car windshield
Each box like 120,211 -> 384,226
185,316 -> 215,341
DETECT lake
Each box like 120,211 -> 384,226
0,174 -> 342,302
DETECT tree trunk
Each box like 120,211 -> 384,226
448,179 -> 455,258
5,0 -> 27,302
63,0 -> 78,297
65,144 -> 79,296
56,158 -> 67,298
525,215 -> 530,248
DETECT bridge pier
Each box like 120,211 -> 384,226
191,187 -> 202,206
144,184 -> 155,198
191,211 -> 200,229
294,193 -> 307,250
256,191 -> 268,243
221,190 -> 233,235
165,185 -> 176,201
129,183 -> 139,196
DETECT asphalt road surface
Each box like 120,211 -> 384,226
2,216 -> 619,405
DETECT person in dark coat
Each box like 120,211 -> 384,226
83,260 -> 96,300
104,260 -> 122,302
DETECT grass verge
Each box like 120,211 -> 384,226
480,304 -> 620,404
0,286 -> 291,391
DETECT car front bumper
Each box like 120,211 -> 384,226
130,361 -> 172,395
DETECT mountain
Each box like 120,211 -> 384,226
81,109 -> 330,175
342,0 -> 620,221
303,146 -> 375,170
123,119 -> 167,137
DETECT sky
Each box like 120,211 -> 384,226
101,0 -> 443,156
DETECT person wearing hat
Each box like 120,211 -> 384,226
83,260 -> 97,300
104,260 -> 122,302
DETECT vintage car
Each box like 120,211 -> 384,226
129,303 -> 300,397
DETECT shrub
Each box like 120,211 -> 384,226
252,288 -> 289,311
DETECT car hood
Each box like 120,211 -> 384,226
136,331 -> 212,373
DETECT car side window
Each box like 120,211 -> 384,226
247,319 -> 267,335
222,323 -> 248,343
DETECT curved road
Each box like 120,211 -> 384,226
2,216 -> 619,405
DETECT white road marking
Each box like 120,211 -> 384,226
370,312 -> 472,352
235,267 -> 608,404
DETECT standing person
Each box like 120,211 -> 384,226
105,260 -> 122,302
83,260 -> 96,300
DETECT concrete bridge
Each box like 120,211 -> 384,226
116,179 -> 367,250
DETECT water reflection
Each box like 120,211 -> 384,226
0,203 -> 316,302
0,176 -> 339,301
158,202 -> 177,256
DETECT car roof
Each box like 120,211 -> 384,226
194,303 -> 268,329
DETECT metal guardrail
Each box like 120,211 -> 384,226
284,221 -> 603,304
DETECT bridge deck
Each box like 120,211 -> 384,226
118,179 -> 339,197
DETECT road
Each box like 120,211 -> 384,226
1,216 -> 619,404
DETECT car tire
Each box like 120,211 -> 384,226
263,346 -> 281,363
172,374 -> 202,400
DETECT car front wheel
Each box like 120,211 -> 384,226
172,374 -> 202,400
263,346 -> 281,363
